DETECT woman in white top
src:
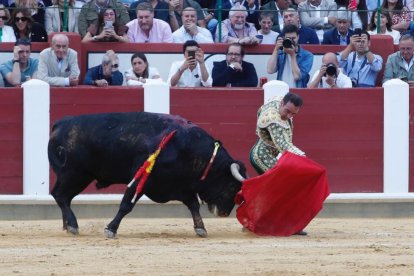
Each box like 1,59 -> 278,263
45,0 -> 80,34
368,9 -> 401,45
0,5 -> 16,42
125,53 -> 161,86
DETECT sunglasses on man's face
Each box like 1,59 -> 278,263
0,16 -> 8,20
111,64 -> 119,69
15,17 -> 28,22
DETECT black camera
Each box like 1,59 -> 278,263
279,37 -> 294,50
351,78 -> 358,87
354,28 -> 362,36
324,63 -> 337,77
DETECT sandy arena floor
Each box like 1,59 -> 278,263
0,217 -> 413,275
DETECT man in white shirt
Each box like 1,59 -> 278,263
172,7 -> 213,43
257,11 -> 279,44
167,40 -> 212,87
308,52 -> 352,88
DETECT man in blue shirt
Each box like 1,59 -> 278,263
339,30 -> 383,87
0,38 -> 38,87
267,24 -> 313,88
84,50 -> 123,86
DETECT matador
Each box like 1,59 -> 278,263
250,92 -> 305,174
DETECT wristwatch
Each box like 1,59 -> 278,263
92,36 -> 98,41
13,60 -> 19,64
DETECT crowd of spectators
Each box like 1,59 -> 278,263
1,0 -> 414,87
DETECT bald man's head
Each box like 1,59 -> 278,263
322,52 -> 338,66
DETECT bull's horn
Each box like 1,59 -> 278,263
230,163 -> 245,182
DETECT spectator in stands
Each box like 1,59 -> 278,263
9,0 -> 46,26
322,7 -> 353,45
0,4 -> 16,42
214,0 -> 260,26
308,52 -> 352,88
0,38 -> 38,87
82,8 -> 129,43
257,11 -> 279,44
172,7 -> 213,43
212,42 -> 258,87
167,40 -> 212,87
125,52 -> 161,86
128,0 -> 169,24
282,8 -> 319,45
260,0 -> 292,33
267,24 -> 313,88
78,0 -> 130,38
37,34 -> 80,87
216,4 -> 260,45
127,2 -> 173,43
11,8 -> 47,42
381,0 -> 411,33
169,0 -> 207,31
368,9 -> 400,45
84,50 -> 123,86
298,0 -> 337,42
339,30 -> 383,87
45,0 -> 80,34
383,34 -> 414,85
346,0 -> 369,31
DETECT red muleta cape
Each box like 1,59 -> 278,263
235,151 -> 330,236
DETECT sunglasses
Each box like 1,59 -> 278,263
111,64 -> 119,68
0,16 -> 8,20
15,17 -> 28,22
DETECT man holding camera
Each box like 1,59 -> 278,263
267,24 -> 313,88
308,52 -> 352,88
339,30 -> 383,87
167,40 -> 212,87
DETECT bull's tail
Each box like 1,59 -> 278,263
48,123 -> 68,172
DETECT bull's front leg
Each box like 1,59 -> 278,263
105,186 -> 140,238
183,195 -> 207,238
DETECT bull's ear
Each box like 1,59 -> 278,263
230,163 -> 245,182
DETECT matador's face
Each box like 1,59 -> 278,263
279,101 -> 300,121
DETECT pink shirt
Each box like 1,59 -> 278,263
126,18 -> 173,43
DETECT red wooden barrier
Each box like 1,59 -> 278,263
0,88 -> 23,194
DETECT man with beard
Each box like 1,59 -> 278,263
83,50 -> 123,86
212,43 -> 258,87
0,38 -> 38,87
127,2 -> 173,42
172,7 -> 213,43
216,4 -> 261,45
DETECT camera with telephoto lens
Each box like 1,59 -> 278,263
324,63 -> 337,77
279,37 -> 294,50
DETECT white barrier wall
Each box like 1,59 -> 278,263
383,79 -> 410,193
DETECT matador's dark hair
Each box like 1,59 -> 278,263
283,93 -> 303,107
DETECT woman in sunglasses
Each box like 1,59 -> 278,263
82,8 -> 129,43
0,4 -> 16,42
9,0 -> 46,26
125,53 -> 161,86
11,8 -> 47,42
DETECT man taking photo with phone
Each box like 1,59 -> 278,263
167,40 -> 212,87
339,29 -> 382,87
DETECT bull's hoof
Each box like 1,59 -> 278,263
104,228 -> 117,239
194,227 -> 208,238
66,226 -> 79,235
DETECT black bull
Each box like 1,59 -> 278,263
48,112 -> 247,238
